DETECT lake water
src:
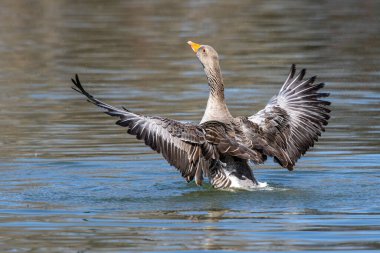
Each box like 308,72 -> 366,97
0,0 -> 379,252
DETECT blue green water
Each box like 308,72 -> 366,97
0,0 -> 379,252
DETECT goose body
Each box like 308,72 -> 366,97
72,41 -> 330,189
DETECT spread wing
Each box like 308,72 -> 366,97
240,65 -> 331,170
72,74 -> 209,185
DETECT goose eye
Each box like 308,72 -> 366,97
202,48 -> 206,53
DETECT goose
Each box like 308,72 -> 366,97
72,41 -> 330,189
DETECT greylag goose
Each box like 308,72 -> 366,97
72,41 -> 330,189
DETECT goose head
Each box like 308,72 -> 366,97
187,41 -> 220,71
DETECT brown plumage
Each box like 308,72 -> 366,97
72,41 -> 330,189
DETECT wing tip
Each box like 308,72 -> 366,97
298,68 -> 306,80
290,64 -> 296,78
71,73 -> 86,95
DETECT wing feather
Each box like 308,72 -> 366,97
243,65 -> 331,170
72,74 -> 211,184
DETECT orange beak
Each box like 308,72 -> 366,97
187,41 -> 202,53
